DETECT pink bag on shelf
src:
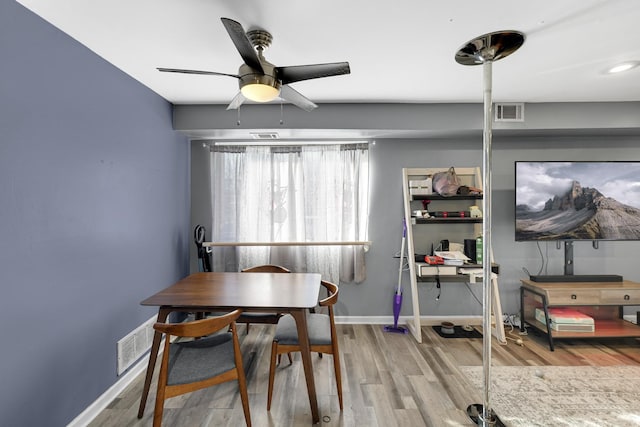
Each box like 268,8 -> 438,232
432,167 -> 461,196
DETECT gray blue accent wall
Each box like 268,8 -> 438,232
1,2 -> 189,426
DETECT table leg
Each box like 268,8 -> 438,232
541,301 -> 555,352
137,307 -> 171,419
290,309 -> 320,424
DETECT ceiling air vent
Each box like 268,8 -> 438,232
494,103 -> 524,122
250,132 -> 280,140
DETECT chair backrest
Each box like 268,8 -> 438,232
154,309 -> 242,338
318,280 -> 339,322
241,264 -> 291,273
152,308 -> 251,427
319,280 -> 339,308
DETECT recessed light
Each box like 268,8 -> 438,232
607,61 -> 640,74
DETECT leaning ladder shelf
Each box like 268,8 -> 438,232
402,167 -> 506,344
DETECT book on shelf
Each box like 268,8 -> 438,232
534,308 -> 595,332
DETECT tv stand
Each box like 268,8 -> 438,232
520,278 -> 640,351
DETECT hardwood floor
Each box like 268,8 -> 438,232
89,323 -> 640,426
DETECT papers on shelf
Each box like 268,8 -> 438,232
434,251 -> 470,261
434,251 -> 469,266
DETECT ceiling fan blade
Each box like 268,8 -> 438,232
157,68 -> 239,79
226,92 -> 246,110
221,18 -> 264,73
279,85 -> 317,112
277,62 -> 351,85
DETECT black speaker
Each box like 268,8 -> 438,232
464,239 -> 477,263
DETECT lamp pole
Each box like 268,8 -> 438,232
455,30 -> 524,427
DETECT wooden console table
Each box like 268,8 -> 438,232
520,279 -> 640,351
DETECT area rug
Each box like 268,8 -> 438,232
432,325 -> 482,339
459,365 -> 640,427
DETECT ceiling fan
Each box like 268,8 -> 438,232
158,18 -> 351,111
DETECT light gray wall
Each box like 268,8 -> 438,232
190,123 -> 640,320
1,3 -> 190,426
378,136 -> 640,318
174,102 -> 640,138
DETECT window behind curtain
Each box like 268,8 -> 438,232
209,143 -> 369,283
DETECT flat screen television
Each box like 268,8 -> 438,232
515,161 -> 640,241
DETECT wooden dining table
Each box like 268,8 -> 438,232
137,271 -> 323,423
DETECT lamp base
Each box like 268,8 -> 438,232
466,404 -> 506,427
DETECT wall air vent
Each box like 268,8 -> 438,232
494,103 -> 524,122
116,315 -> 157,375
250,132 -> 280,140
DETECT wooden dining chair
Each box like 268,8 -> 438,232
267,280 -> 343,411
152,309 -> 251,427
238,264 -> 291,333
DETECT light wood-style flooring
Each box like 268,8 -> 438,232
89,323 -> 640,426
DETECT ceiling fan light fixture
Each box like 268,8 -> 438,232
239,73 -> 281,102
241,83 -> 280,102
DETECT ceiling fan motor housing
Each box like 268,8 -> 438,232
238,62 -> 281,102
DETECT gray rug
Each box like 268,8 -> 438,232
459,365 -> 640,427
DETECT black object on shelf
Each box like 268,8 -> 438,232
412,194 -> 483,201
431,211 -> 471,218
415,217 -> 481,224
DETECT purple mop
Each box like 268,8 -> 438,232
384,219 -> 408,334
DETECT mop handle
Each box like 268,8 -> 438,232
396,219 -> 407,294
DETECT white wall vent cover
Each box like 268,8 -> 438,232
494,103 -> 524,122
250,132 -> 280,140
116,315 -> 157,375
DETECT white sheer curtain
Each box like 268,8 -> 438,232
209,143 -> 369,283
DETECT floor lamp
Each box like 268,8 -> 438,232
455,31 -> 525,426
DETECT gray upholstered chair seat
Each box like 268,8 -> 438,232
267,280 -> 342,412
274,313 -> 331,346
167,333 -> 235,386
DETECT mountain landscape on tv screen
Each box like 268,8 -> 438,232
516,180 -> 640,240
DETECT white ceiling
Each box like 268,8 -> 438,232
16,0 -> 640,109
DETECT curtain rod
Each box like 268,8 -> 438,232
203,241 -> 371,247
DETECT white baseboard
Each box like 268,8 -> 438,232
334,315 -> 485,325
335,315 -> 410,325
67,354 -> 150,427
